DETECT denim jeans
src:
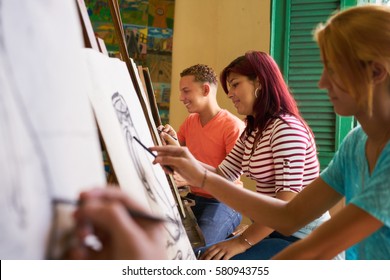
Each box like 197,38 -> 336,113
196,231 -> 299,260
187,193 -> 242,247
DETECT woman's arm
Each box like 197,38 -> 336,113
238,192 -> 297,247
201,223 -> 275,260
272,204 -> 383,259
201,192 -> 297,260
199,170 -> 342,235
151,146 -> 342,235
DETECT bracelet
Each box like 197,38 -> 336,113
200,169 -> 208,189
240,234 -> 254,247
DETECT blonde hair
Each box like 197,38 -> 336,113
314,4 -> 390,115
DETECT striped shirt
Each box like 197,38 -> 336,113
218,115 -> 333,240
219,114 -> 319,197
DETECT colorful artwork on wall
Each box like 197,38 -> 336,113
85,0 -> 174,125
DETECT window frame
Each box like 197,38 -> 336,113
270,0 -> 357,169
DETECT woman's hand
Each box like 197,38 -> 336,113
200,237 -> 249,260
173,172 -> 189,187
150,146 -> 205,188
70,187 -> 167,260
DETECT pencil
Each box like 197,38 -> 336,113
52,198 -> 168,223
133,136 -> 158,159
133,136 -> 174,173
157,128 -> 178,141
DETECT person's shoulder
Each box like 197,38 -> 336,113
268,115 -> 313,142
220,110 -> 245,131
271,114 -> 304,130
349,125 -> 364,136
220,109 -> 244,123
343,125 -> 365,143
179,114 -> 200,131
280,114 -> 302,124
328,125 -> 364,159
183,113 -> 200,122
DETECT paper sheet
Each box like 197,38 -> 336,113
84,49 -> 195,260
0,0 -> 106,259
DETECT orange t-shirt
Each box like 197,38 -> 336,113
177,109 -> 245,198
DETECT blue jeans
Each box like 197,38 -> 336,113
187,193 -> 242,247
197,231 -> 299,260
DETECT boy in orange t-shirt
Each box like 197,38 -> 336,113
159,64 -> 245,245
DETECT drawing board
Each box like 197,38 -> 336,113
0,0 -> 106,259
84,49 -> 195,260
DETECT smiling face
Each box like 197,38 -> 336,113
179,75 -> 207,113
226,72 -> 258,116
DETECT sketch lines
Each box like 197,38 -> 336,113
111,92 -> 185,248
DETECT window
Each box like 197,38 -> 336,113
271,0 -> 357,170
359,0 -> 390,5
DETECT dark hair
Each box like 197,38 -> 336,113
220,51 -> 312,138
180,64 -> 218,85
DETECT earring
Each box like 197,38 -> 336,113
254,87 -> 260,98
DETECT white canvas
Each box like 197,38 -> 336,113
0,0 -> 106,259
84,49 -> 195,260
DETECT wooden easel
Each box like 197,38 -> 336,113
106,0 -> 188,218
142,67 -> 162,127
75,0 -> 119,186
76,0 -> 100,51
76,0 -> 205,249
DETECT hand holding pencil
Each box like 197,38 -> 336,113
157,124 -> 180,146
70,187 -> 167,260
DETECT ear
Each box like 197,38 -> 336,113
203,83 -> 211,96
254,77 -> 262,90
371,61 -> 388,84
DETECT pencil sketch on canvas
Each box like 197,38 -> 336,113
84,49 -> 195,259
112,92 -> 156,201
